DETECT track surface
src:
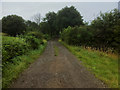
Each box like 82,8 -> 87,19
11,40 -> 105,88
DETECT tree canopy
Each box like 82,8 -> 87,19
2,15 -> 26,36
40,6 -> 84,37
56,6 -> 84,31
61,9 -> 120,53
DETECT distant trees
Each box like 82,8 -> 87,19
56,6 -> 84,31
0,19 -> 1,32
91,9 -> 120,52
43,12 -> 57,37
25,20 -> 39,31
32,13 -> 41,25
61,9 -> 120,53
2,15 -> 26,36
40,22 -> 49,34
2,7 -> 119,53
40,6 -> 84,37
2,15 -> 41,36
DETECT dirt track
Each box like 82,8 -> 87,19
11,40 -> 106,88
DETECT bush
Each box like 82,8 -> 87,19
61,26 -> 93,46
2,36 -> 30,64
19,31 -> 45,49
25,31 -> 43,39
2,31 -> 47,65
23,35 -> 40,49
43,34 -> 51,40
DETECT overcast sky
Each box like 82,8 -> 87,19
1,0 -> 120,2
0,2 -> 119,22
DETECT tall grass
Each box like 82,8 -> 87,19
60,41 -> 118,88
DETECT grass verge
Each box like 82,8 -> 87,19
60,40 -> 118,88
2,43 -> 47,88
54,45 -> 59,56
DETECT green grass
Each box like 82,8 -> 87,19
54,45 -> 59,56
60,41 -> 118,88
2,43 -> 47,88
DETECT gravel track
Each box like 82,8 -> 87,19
11,40 -> 105,88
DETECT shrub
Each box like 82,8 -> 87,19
19,31 -> 45,49
2,36 -> 30,64
43,34 -> 51,40
61,26 -> 93,46
23,35 -> 40,49
25,31 -> 43,39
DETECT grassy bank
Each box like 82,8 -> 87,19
2,43 -> 47,88
60,40 -> 118,88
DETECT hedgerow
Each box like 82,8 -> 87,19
2,31 -> 46,65
2,36 -> 30,64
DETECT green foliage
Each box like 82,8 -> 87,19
2,31 -> 47,87
2,36 -> 30,64
25,31 -> 43,39
61,41 -> 118,88
2,14 -> 47,88
91,9 -> 120,52
2,15 -> 26,36
56,6 -> 84,31
2,43 -> 47,88
23,35 -> 40,49
61,26 -> 93,46
42,12 -> 57,37
40,22 -> 49,34
61,9 -> 120,53
2,31 -> 45,65
43,34 -> 51,40
19,31 -> 44,49
41,6 -> 84,38
25,20 -> 39,31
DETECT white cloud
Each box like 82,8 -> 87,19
1,0 -> 120,2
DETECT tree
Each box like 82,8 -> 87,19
56,6 -> 84,32
91,9 -> 120,51
0,20 -> 1,32
61,8 -> 120,53
43,12 -> 57,37
40,22 -> 51,35
2,15 -> 26,36
42,6 -> 84,38
32,13 -> 41,25
25,20 -> 39,31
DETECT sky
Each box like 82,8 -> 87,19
0,1 -> 119,23
1,0 -> 120,2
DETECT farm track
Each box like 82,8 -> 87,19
11,40 -> 106,88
